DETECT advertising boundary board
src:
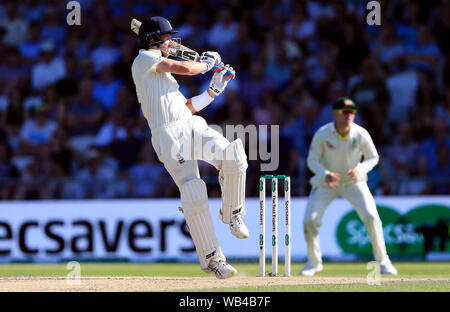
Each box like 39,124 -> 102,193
0,197 -> 448,263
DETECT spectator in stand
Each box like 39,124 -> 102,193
66,79 -> 104,153
431,0 -> 450,54
337,17 -> 369,75
110,116 -> 144,171
90,27 -> 121,73
228,21 -> 261,68
23,0 -> 47,23
74,148 -> 117,199
405,26 -> 443,81
207,8 -> 238,59
0,1 -> 29,47
0,88 -> 28,140
240,58 -> 273,110
128,142 -> 165,198
18,22 -> 43,63
0,47 -> 29,91
395,1 -> 421,50
387,122 -> 420,194
384,58 -> 420,127
285,2 -> 316,46
0,27 -> 8,60
350,58 -> 390,145
265,46 -> 292,91
418,118 -> 450,179
64,29 -> 90,62
13,157 -> 50,199
19,104 -> 58,156
31,41 -> 66,91
40,7 -> 66,48
371,24 -> 405,73
114,37 -> 138,90
0,141 -> 19,199
435,85 -> 450,127
422,144 -> 450,195
93,65 -> 123,111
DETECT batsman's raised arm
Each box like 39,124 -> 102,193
156,58 -> 208,75
156,51 -> 221,76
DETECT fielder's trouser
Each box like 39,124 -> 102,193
303,181 -> 390,266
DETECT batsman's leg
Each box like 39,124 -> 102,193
180,178 -> 237,279
219,138 -> 248,221
153,119 -> 237,278
191,115 -> 249,238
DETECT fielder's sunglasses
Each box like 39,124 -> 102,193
335,108 -> 357,115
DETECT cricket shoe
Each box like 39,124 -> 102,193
380,263 -> 398,275
219,209 -> 249,239
299,263 -> 323,277
207,259 -> 237,279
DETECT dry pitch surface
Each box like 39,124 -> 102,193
0,262 -> 449,292
1,275 -> 448,292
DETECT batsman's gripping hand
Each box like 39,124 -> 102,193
209,63 -> 235,96
199,51 -> 221,73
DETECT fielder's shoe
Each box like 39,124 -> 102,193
299,263 -> 323,277
380,262 -> 398,275
207,259 -> 237,279
219,209 -> 250,239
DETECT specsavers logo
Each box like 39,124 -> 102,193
337,204 -> 450,256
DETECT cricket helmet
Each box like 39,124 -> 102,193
139,16 -> 178,49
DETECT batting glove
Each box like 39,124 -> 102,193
199,51 -> 221,73
209,63 -> 235,96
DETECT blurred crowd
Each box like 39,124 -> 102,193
0,0 -> 449,200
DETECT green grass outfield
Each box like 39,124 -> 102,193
0,262 -> 449,292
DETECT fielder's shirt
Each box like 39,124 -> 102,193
131,49 -> 191,131
307,122 -> 379,187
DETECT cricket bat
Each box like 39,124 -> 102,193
130,18 -> 234,78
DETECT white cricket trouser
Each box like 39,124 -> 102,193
150,114 -> 230,268
151,114 -> 230,188
303,181 -> 390,266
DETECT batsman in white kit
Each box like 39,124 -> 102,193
131,17 -> 249,279
300,98 -> 398,276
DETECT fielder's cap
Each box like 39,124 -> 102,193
333,97 -> 357,110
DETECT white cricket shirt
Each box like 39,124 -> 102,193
307,122 -> 379,187
131,49 -> 191,130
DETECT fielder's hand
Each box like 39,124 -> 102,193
325,172 -> 340,189
347,168 -> 360,182
199,51 -> 221,73
209,63 -> 235,96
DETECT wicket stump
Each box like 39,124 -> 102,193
259,175 -> 291,277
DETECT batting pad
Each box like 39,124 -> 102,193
220,139 -> 248,224
180,178 -> 225,271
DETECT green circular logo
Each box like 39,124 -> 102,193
336,204 -> 450,257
